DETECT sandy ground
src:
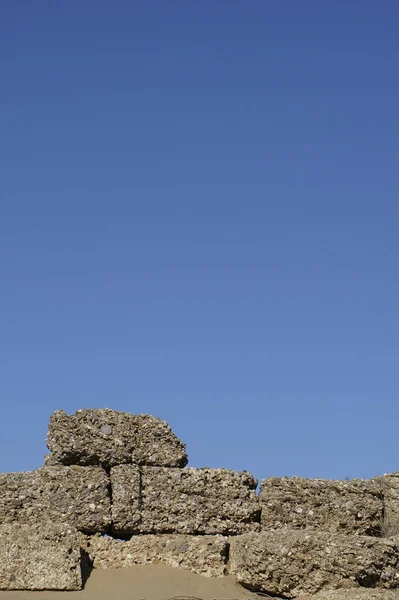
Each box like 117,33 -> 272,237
0,565 -> 259,600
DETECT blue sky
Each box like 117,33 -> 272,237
1,1 -> 398,482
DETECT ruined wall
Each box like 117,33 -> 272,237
1,408 -> 399,598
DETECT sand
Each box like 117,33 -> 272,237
0,564 -> 259,600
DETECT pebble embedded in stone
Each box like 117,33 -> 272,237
100,425 -> 113,435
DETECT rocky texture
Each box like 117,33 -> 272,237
81,533 -> 228,577
0,466 -> 111,533
110,465 -> 141,534
134,414 -> 188,466
379,474 -> 399,537
260,477 -> 383,535
228,530 -> 399,598
110,466 -> 260,535
46,409 -> 187,469
0,523 -> 82,590
298,591 -> 399,600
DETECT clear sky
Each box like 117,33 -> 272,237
1,2 -> 398,482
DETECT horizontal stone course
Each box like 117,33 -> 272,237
260,476 -> 383,535
110,466 -> 260,535
81,533 -> 228,577
46,408 -> 187,469
0,523 -> 82,590
0,466 -> 111,533
229,530 -> 399,598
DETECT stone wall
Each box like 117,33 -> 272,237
1,408 -> 399,598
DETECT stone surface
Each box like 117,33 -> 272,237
110,465 -> 141,534
379,474 -> 399,537
0,523 -> 82,590
0,466 -> 111,533
46,408 -> 187,469
81,533 -> 228,577
228,530 -> 399,598
260,476 -> 383,535
138,467 -> 260,535
109,466 -> 259,535
298,591 -> 399,600
133,414 -> 187,467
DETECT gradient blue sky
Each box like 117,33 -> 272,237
1,2 -> 398,481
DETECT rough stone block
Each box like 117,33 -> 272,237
0,466 -> 111,533
260,476 -> 383,535
0,523 -> 82,590
229,530 -> 399,598
133,414 -> 187,467
110,465 -> 141,534
46,408 -> 187,469
137,467 -> 260,535
81,533 -> 228,577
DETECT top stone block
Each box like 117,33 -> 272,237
46,408 -> 188,469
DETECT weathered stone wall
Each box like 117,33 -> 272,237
2,407 -> 399,598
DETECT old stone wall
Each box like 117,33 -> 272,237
1,407 -> 399,598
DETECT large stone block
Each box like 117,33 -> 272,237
137,467 -> 260,535
110,465 -> 141,534
46,409 -> 187,469
0,466 -> 111,533
229,530 -> 399,598
81,533 -> 228,577
260,476 -> 383,535
0,523 -> 82,590
298,591 -> 399,600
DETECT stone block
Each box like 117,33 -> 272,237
46,409 -> 187,469
138,467 -> 260,535
260,476 -> 382,535
0,523 -> 82,590
0,466 -> 111,533
81,533 -> 228,577
229,530 -> 399,598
